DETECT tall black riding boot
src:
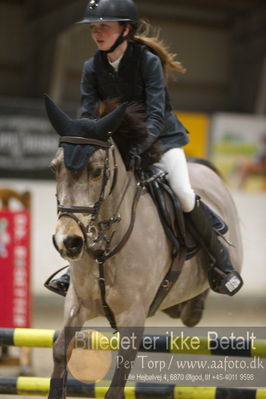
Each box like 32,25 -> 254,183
44,267 -> 70,296
186,198 -> 243,296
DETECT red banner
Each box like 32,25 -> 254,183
0,210 -> 31,328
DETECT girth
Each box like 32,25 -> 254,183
144,169 -> 187,316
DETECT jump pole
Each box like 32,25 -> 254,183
0,328 -> 59,348
1,328 -> 266,358
0,377 -> 266,398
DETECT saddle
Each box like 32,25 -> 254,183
142,166 -> 228,316
144,166 -> 228,260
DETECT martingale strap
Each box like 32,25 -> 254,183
97,259 -> 117,331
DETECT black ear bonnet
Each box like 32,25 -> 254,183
44,95 -> 126,170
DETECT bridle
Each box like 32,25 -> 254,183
55,135 -> 144,330
56,135 -> 143,260
56,135 -> 120,255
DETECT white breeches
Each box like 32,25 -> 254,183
155,148 -> 196,212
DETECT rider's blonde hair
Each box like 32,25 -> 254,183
133,20 -> 186,79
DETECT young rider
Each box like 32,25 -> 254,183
49,0 -> 243,297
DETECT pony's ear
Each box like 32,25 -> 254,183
96,103 -> 127,136
44,94 -> 72,136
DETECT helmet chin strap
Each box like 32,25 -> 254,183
103,27 -> 128,54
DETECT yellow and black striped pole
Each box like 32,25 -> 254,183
140,334 -> 266,358
0,377 -> 266,398
0,328 -> 59,348
0,328 -> 266,358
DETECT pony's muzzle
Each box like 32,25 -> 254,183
63,235 -> 84,258
53,230 -> 84,260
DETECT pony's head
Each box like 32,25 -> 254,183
45,95 -> 162,260
45,95 -> 127,260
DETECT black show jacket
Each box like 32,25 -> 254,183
80,41 -> 189,152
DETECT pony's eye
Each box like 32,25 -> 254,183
92,167 -> 102,179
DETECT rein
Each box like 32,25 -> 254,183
56,136 -> 144,330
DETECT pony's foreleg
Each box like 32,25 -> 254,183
48,329 -> 68,399
48,291 -> 86,399
105,305 -> 146,399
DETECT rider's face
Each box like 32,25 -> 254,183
90,22 -> 124,51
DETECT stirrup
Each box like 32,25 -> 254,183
44,265 -> 69,297
209,267 -> 243,296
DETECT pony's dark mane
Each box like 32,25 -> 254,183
101,99 -> 163,170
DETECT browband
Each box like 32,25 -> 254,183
59,136 -> 112,148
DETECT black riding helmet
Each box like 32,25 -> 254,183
78,0 -> 139,53
78,0 -> 138,27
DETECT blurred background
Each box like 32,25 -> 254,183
0,0 -> 265,331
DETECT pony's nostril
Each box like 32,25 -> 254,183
63,236 -> 83,256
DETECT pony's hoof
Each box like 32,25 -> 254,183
162,304 -> 181,319
105,387 -> 125,399
180,289 -> 209,327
